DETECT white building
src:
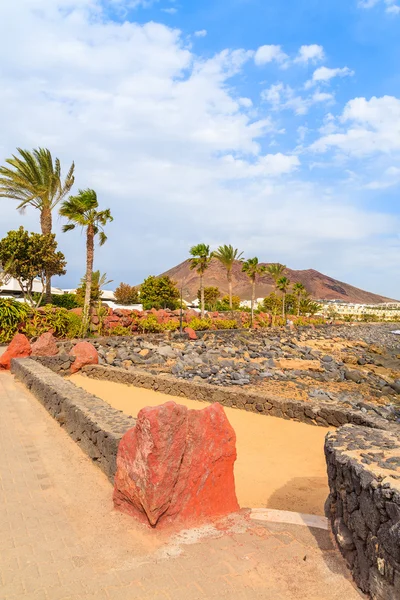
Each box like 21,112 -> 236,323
0,274 -> 63,298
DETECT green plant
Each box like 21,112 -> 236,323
217,294 -> 241,311
140,275 -> 180,310
242,257 -> 266,328
276,276 -> 291,318
114,282 -> 139,305
32,292 -> 79,310
197,286 -> 220,311
60,188 -> 113,337
0,227 -> 66,307
163,320 -> 182,331
0,299 -> 30,342
213,319 -> 237,330
137,314 -> 164,333
188,317 -> 212,331
22,306 -> 78,339
65,312 -> 83,338
0,147 -> 75,303
189,243 -> 214,319
213,245 -> 243,308
108,324 -> 130,336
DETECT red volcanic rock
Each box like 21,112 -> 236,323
69,307 -> 83,316
69,341 -> 98,374
0,334 -> 31,370
31,332 -> 58,357
184,326 -> 197,340
113,401 -> 239,528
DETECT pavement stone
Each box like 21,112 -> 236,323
0,372 -> 365,600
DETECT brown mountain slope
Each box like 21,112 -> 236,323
160,259 -> 396,303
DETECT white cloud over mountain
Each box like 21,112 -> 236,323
0,0 -> 399,295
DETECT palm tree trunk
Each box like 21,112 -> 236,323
251,279 -> 255,328
40,207 -> 53,304
297,295 -> 300,317
82,225 -> 94,337
282,292 -> 286,319
200,274 -> 205,319
228,270 -> 232,309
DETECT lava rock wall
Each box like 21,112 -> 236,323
325,425 -> 400,599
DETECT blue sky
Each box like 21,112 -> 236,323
0,0 -> 400,297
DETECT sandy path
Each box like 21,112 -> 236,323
71,374 -> 331,515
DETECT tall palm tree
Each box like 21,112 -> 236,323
242,257 -> 266,327
266,263 -> 287,288
0,148 -> 75,303
214,244 -> 243,309
293,282 -> 306,316
189,244 -> 214,319
276,276 -> 291,319
60,189 -> 113,336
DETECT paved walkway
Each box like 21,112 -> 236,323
0,372 -> 364,600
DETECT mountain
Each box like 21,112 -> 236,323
160,259 -> 396,304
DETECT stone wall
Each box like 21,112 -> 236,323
31,354 -> 74,376
11,358 -> 135,482
82,364 -> 394,431
325,425 -> 400,599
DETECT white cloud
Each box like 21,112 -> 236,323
311,95 -> 400,155
305,66 -> 354,89
0,0 -> 398,297
161,7 -> 177,14
294,44 -> 325,64
261,83 -> 334,114
312,91 -> 335,103
238,97 -> 253,108
358,0 -> 400,14
254,45 -> 288,66
194,29 -> 207,37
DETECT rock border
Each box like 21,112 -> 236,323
325,425 -> 400,599
81,364 -> 395,431
11,358 -> 135,482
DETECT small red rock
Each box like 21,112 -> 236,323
31,332 -> 58,357
69,341 -> 98,374
184,326 -> 197,340
0,334 -> 31,370
113,401 -> 239,528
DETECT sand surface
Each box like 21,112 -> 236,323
71,374 -> 331,515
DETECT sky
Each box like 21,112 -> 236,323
0,0 -> 400,298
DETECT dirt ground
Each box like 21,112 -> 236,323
71,374 -> 331,516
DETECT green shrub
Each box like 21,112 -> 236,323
51,293 -> 79,309
0,298 -> 30,343
163,320 -> 182,331
188,317 -> 212,331
107,325 -> 131,336
22,306 -> 81,339
65,312 -> 83,338
137,315 -> 164,333
213,319 -> 237,330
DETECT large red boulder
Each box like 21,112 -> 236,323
69,341 -> 98,374
31,332 -> 59,357
0,334 -> 31,370
113,401 -> 239,528
184,326 -> 197,340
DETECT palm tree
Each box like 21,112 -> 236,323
242,257 -> 266,327
60,189 -> 113,336
214,244 -> 243,309
293,282 -> 306,316
0,148 -> 75,303
276,276 -> 291,319
189,244 -> 214,319
266,263 -> 287,287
